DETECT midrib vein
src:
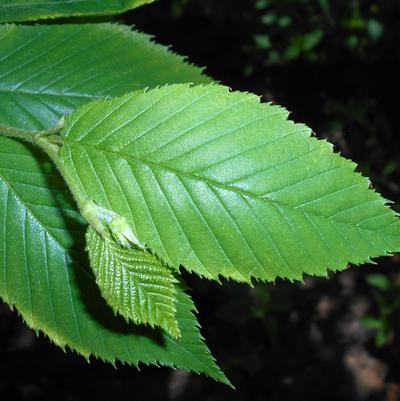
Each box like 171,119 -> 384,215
63,141 -> 399,237
0,172 -> 74,250
0,87 -> 104,100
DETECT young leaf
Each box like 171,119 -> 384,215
0,23 -> 211,131
0,0 -> 156,23
0,137 -> 229,385
86,226 -> 180,338
59,84 -> 400,283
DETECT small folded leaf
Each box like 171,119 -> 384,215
59,84 -> 400,283
0,0 -> 156,23
86,226 -> 180,338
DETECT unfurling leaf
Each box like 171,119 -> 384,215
59,84 -> 400,283
86,226 -> 180,338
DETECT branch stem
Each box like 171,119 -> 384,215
0,125 -> 37,143
0,120 -> 136,245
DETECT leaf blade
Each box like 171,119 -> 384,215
0,136 -> 229,384
0,23 -> 211,131
0,0 -> 156,23
0,23 -> 228,382
60,84 -> 400,283
86,226 -> 181,338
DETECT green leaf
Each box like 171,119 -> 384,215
0,137 -> 229,384
0,0 -> 156,23
59,84 -> 400,283
0,23 -> 211,131
362,315 -> 383,330
366,273 -> 392,291
0,23 -> 225,381
86,226 -> 180,338
366,19 -> 384,41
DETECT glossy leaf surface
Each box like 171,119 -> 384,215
0,0 -> 155,23
0,137 -> 228,383
0,23 -> 211,131
0,23 -> 227,382
86,227 -> 180,338
60,84 -> 400,283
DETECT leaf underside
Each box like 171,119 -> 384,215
0,0 -> 156,23
86,227 -> 180,338
0,24 -> 228,382
60,84 -> 400,283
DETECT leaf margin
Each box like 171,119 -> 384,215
58,83 -> 400,284
0,0 -> 156,23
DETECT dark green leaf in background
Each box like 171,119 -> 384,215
0,138 -> 229,384
0,23 -> 211,131
0,0 -> 156,23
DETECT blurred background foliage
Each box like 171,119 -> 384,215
249,0 -> 385,66
1,1 -> 400,401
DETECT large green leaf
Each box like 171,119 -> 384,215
0,0 -> 155,23
0,23 -> 226,381
86,226 -> 180,338
0,23 -> 211,131
59,84 -> 400,283
0,137 -> 229,384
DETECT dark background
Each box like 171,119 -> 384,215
1,0 -> 400,400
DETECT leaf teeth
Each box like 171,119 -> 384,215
0,25 -> 231,383
60,84 -> 400,284
86,227 -> 181,338
0,138 -> 228,382
0,23 -> 211,132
